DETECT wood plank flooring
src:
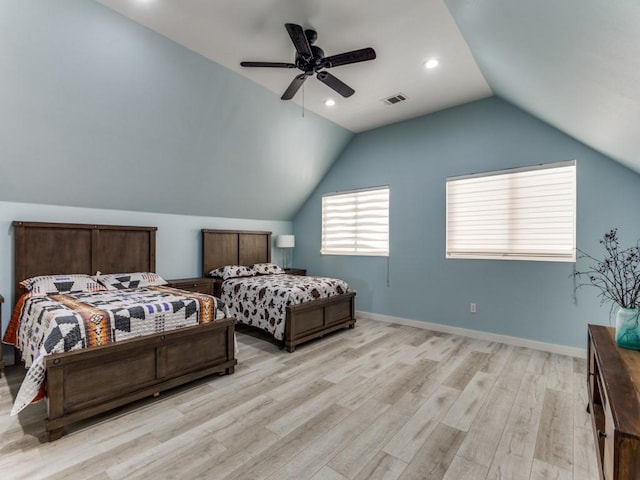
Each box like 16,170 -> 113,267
0,318 -> 599,480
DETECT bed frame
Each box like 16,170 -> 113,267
12,221 -> 236,441
201,229 -> 356,352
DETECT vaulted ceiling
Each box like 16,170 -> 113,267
98,0 -> 640,175
4,1 -> 638,223
95,0 -> 493,133
444,0 -> 640,175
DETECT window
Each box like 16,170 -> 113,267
446,160 -> 576,262
322,186 -> 389,256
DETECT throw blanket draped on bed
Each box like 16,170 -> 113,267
3,286 -> 224,415
221,274 -> 351,341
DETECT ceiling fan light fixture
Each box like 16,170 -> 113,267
424,58 -> 439,69
324,99 -> 336,107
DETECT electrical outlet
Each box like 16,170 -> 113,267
470,303 -> 477,314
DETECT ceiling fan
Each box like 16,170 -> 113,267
240,23 -> 376,100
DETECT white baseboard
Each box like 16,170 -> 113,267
356,310 -> 586,359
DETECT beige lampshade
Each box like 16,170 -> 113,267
275,235 -> 295,248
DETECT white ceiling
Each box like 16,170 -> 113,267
95,0 -> 493,133
96,0 -> 640,175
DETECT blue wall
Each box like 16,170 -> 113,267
293,97 -> 640,349
0,0 -> 353,221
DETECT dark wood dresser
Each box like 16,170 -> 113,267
284,268 -> 306,276
587,324 -> 640,480
166,277 -> 215,296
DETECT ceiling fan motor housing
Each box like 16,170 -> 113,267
295,47 -> 325,72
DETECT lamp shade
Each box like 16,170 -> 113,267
276,235 -> 295,248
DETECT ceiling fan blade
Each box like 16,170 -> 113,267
240,61 -> 296,68
316,71 -> 354,97
285,23 -> 312,58
281,74 -> 308,100
323,47 -> 376,68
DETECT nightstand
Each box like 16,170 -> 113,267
166,277 -> 215,295
0,294 -> 4,375
284,268 -> 306,276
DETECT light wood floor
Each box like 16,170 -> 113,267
0,318 -> 599,480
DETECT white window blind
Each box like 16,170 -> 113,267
446,160 -> 576,262
322,186 -> 389,256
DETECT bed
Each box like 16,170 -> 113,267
202,229 -> 356,352
6,221 -> 236,441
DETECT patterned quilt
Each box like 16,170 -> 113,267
221,274 -> 351,341
3,286 -> 227,415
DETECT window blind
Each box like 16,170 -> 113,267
446,160 -> 576,262
322,186 -> 389,256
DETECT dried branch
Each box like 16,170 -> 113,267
573,229 -> 640,309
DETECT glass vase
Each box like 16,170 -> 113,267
615,307 -> 640,350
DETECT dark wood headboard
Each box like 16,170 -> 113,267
13,221 -> 157,303
201,229 -> 271,276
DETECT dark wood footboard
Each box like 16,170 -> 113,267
44,318 -> 236,441
284,292 -> 356,352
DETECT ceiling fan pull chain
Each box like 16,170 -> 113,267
302,82 -> 305,118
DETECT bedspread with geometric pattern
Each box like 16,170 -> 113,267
3,286 -> 226,415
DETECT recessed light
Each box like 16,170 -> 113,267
424,58 -> 439,69
324,99 -> 336,107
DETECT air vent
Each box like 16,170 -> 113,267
382,93 -> 408,105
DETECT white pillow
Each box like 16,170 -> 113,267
250,263 -> 285,275
208,265 -> 254,280
20,274 -> 105,296
97,272 -> 167,290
